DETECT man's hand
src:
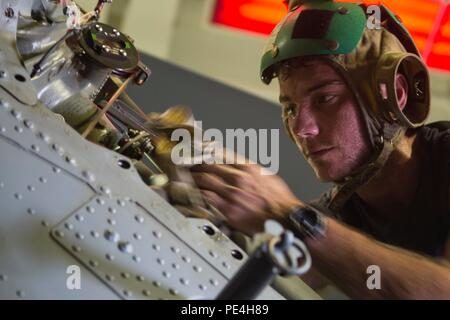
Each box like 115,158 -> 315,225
191,163 -> 302,235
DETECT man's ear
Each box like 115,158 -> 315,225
395,73 -> 408,111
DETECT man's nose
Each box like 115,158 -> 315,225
292,109 -> 319,139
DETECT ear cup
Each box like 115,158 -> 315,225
375,52 -> 430,128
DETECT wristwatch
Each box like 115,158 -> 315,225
288,205 -> 327,241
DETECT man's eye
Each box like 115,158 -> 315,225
317,94 -> 337,104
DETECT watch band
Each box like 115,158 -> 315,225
288,205 -> 327,241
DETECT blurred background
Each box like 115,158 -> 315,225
76,0 -> 450,201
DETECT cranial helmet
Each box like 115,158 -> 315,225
260,0 -> 430,211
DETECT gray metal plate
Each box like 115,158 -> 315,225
0,87 -> 284,299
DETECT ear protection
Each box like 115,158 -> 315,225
375,51 -> 430,128
370,4 -> 430,129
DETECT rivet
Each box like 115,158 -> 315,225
14,193 -> 22,200
123,290 -> 132,297
39,177 -> 47,183
170,246 -> 180,254
193,265 -> 202,273
55,230 -> 65,238
209,250 -> 218,258
101,45 -> 111,53
96,198 -> 105,205
14,125 -> 23,133
10,109 -> 21,120
338,7 -> 349,14
23,120 -> 33,129
120,272 -> 130,279
16,290 -> 24,298
105,274 -> 114,281
75,214 -> 84,222
64,222 -> 73,230
182,256 -> 191,263
222,261 -> 230,270
107,218 -> 116,226
75,232 -> 84,240
52,143 -> 64,156
52,167 -> 61,174
27,208 -> 36,215
152,230 -> 162,238
135,215 -> 144,223
65,156 -> 77,166
132,255 -> 141,263
152,281 -> 161,287
0,274 -> 7,281
0,99 -> 9,108
27,185 -> 35,192
156,258 -> 165,265
180,278 -> 189,285
90,230 -> 100,238
86,206 -> 95,213
106,253 -> 115,261
136,275 -> 145,282
199,284 -> 207,291
143,289 -> 151,297
118,241 -> 133,254
210,279 -> 219,286
31,145 -> 39,152
169,288 -> 178,296
117,200 -> 125,207
38,132 -> 50,143
82,171 -> 95,182
72,245 -> 81,252
108,207 -> 116,214
0,127 -> 5,132
100,186 -> 111,194
326,39 -> 340,51
162,271 -> 170,278
89,260 -> 99,267
152,244 -> 160,251
104,229 -> 120,243
134,233 -> 142,241
172,263 -> 180,270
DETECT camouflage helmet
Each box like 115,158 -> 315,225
260,0 -> 430,211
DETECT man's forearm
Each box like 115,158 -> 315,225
305,217 -> 450,299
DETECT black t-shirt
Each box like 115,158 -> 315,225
312,124 -> 450,257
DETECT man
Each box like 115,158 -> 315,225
190,0 -> 450,299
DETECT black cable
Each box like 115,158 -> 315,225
30,29 -> 75,78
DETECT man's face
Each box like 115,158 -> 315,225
278,59 -> 372,182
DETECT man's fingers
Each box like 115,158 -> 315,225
191,172 -> 233,198
201,189 -> 226,210
191,164 -> 248,186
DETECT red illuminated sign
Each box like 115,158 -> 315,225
212,0 -> 450,72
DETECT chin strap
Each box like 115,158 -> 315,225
327,124 -> 407,213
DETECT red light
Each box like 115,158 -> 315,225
212,0 -> 450,73
426,4 -> 450,71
